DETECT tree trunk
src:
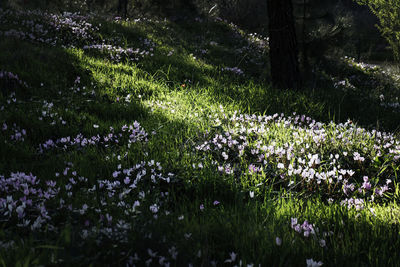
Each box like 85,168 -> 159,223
118,0 -> 128,17
267,0 -> 301,90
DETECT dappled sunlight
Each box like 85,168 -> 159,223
0,5 -> 400,266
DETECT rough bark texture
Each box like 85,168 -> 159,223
267,0 -> 301,90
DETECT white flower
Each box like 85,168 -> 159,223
147,248 -> 157,257
306,258 -> 323,267
224,252 -> 237,263
149,204 -> 159,213
168,246 -> 178,260
184,233 -> 192,239
275,237 -> 282,246
93,124 -> 99,128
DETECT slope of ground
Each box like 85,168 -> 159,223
0,8 -> 400,266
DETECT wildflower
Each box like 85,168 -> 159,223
275,237 -> 282,246
149,204 -> 159,213
353,152 -> 365,162
16,205 -> 25,218
200,204 -> 204,211
168,246 -> 178,260
105,213 -> 112,224
147,249 -> 157,258
361,176 -> 371,190
224,252 -> 237,263
145,258 -> 152,266
291,218 -> 298,228
184,233 -> 192,239
213,200 -> 220,206
306,258 -> 323,267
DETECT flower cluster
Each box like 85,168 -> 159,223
379,94 -> 400,111
291,218 -> 316,237
333,78 -> 356,91
1,122 -> 27,143
83,43 -> 153,63
0,9 -> 99,47
246,32 -> 269,52
342,56 -> 379,72
0,156 -> 175,238
291,218 -> 327,248
0,9 -> 156,64
0,172 -> 59,230
195,111 -> 400,205
37,100 -> 67,126
39,121 -> 148,152
47,12 -> 98,45
0,70 -> 28,88
221,66 -> 244,75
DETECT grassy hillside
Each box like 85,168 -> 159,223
0,7 -> 400,266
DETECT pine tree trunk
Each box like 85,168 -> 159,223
118,0 -> 128,17
267,0 -> 301,90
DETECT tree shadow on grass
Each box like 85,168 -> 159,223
0,38 -> 148,176
311,56 -> 400,131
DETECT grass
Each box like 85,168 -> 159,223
0,6 -> 400,266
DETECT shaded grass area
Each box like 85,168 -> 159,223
0,9 -> 399,266
0,194 -> 399,266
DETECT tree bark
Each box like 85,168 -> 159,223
267,0 -> 301,90
118,0 -> 128,18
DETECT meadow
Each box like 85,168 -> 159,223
0,7 -> 400,266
